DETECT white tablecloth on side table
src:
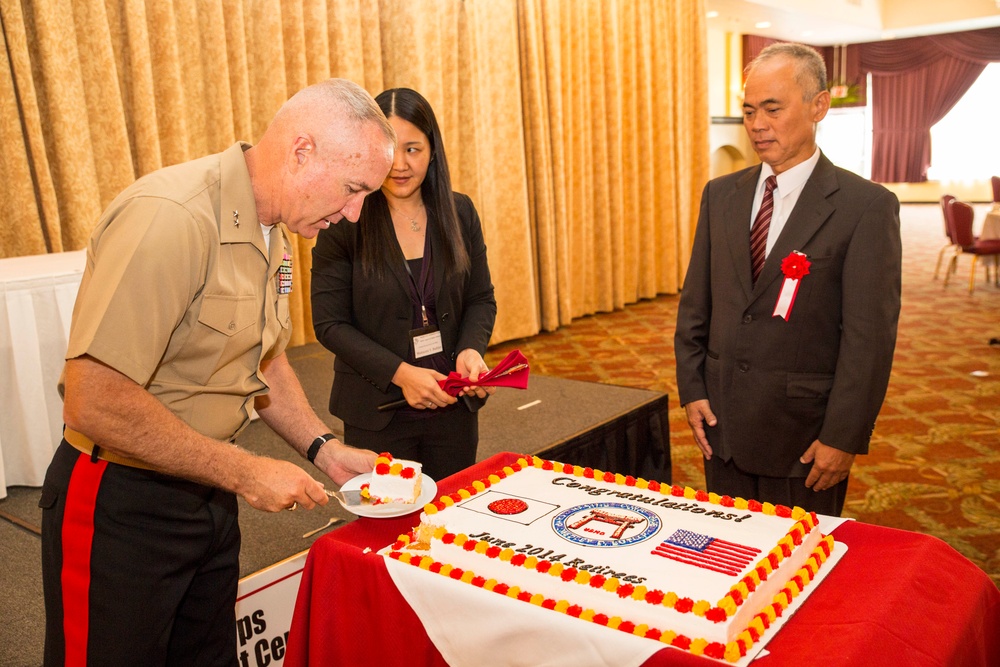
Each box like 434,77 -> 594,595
0,250 -> 86,498
982,205 -> 1000,240
980,206 -> 1000,283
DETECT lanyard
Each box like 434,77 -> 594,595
401,224 -> 434,328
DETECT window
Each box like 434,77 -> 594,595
817,74 -> 873,180
927,63 -> 1000,181
817,107 -> 871,179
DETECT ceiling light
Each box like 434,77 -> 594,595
755,21 -> 771,29
707,10 -> 719,18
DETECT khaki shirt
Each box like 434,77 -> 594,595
63,143 -> 292,441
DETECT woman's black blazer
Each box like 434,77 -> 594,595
312,192 -> 496,430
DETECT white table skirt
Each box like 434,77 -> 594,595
982,205 -> 1000,240
0,250 -> 86,498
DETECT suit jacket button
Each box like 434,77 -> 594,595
742,314 -> 752,324
739,363 -> 749,373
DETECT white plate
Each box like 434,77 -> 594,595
337,472 -> 437,518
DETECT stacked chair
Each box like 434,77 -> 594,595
943,198 -> 1000,293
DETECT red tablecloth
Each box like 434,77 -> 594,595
285,453 -> 1000,667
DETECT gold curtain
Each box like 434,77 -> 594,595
518,0 -> 708,329
374,0 -> 539,344
0,0 -> 706,346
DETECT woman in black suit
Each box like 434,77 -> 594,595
311,88 -> 496,481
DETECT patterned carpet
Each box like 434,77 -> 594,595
486,203 -> 1000,586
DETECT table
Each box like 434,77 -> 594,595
285,452 -> 1000,667
981,206 -> 1000,286
0,250 -> 86,498
983,206 -> 1000,240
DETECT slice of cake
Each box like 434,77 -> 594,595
361,452 -> 422,505
383,456 -> 835,663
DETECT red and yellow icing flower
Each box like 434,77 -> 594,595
374,452 -> 417,479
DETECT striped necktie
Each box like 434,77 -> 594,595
750,175 -> 777,284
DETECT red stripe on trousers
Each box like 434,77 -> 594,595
61,454 -> 108,667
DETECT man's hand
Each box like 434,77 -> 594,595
683,399 -> 717,459
253,353 -> 375,505
237,456 -> 330,512
800,440 -> 855,492
314,439 -> 378,486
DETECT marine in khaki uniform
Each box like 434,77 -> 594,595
40,79 -> 395,666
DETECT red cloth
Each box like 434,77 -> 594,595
438,349 -> 529,396
285,453 -> 1000,667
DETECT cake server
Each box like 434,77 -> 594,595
325,488 -> 365,508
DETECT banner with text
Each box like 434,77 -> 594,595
235,551 -> 308,667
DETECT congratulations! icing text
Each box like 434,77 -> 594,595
551,477 -> 754,523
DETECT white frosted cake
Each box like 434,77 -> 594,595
384,456 -> 834,663
361,453 -> 422,505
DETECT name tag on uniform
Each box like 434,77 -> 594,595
410,326 -> 443,359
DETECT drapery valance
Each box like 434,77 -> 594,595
858,27 -> 1000,72
860,27 -> 1000,183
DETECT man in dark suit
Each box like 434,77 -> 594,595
674,43 -> 901,516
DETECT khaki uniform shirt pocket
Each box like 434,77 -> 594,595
176,294 -> 259,385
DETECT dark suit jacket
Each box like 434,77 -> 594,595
674,154 -> 901,477
312,192 -> 496,430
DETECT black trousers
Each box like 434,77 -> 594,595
704,454 -> 849,516
40,440 -> 241,667
344,406 -> 478,482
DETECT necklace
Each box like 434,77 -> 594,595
388,202 -> 424,232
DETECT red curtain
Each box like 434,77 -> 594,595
742,35 -> 780,75
859,27 -> 1000,183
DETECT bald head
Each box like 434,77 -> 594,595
269,78 -> 396,164
247,79 -> 396,237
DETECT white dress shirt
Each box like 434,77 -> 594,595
751,148 -> 821,257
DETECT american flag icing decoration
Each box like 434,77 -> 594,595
652,529 -> 761,576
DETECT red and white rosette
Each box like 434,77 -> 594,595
772,251 -> 811,321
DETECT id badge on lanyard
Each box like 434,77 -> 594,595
404,234 -> 442,360
411,310 -> 443,359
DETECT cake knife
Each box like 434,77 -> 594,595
325,488 -> 365,508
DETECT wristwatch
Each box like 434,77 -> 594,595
307,433 -> 335,464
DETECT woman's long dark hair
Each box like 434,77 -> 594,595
357,88 -> 470,278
